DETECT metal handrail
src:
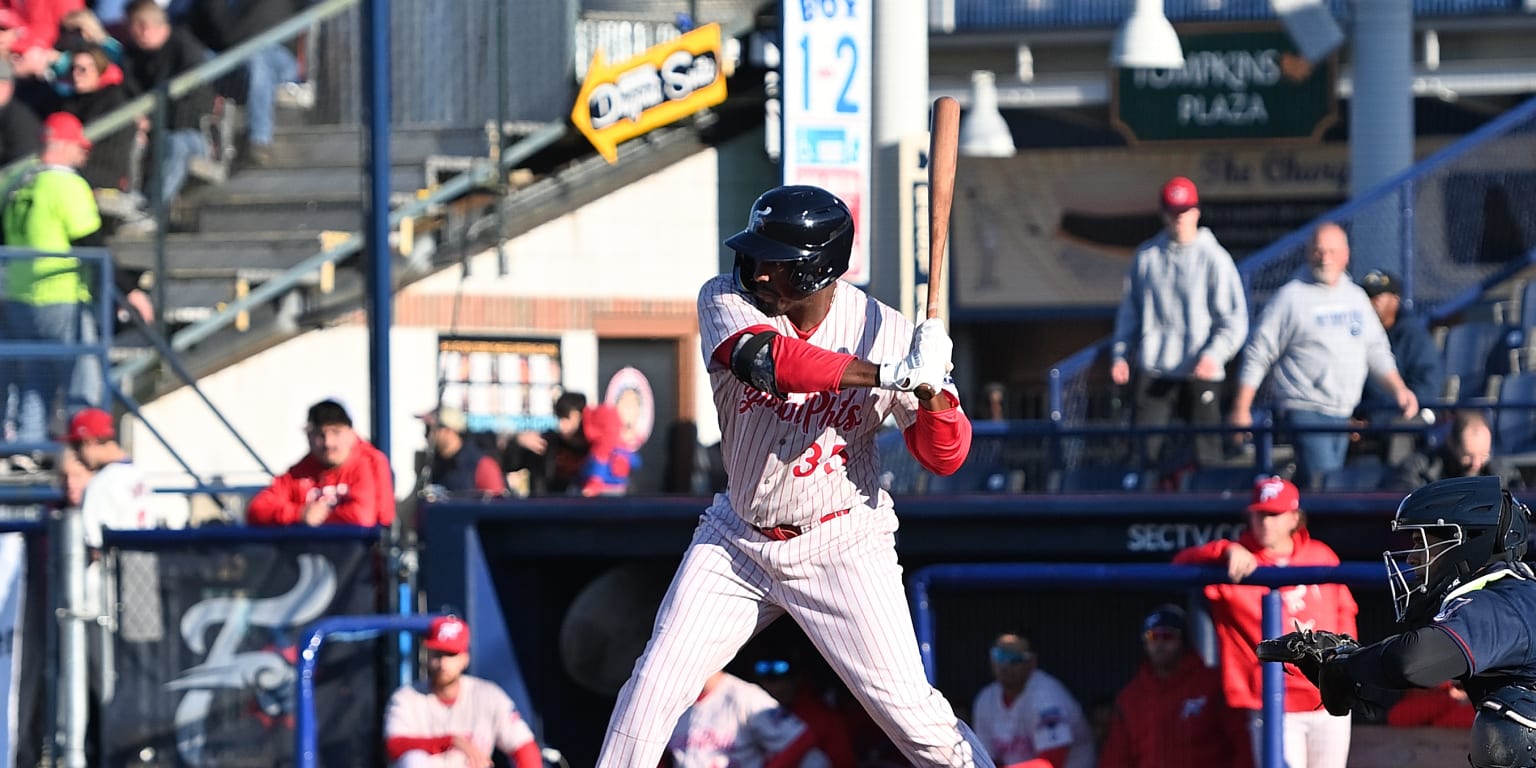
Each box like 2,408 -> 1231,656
109,121 -> 568,382
0,0 -> 362,183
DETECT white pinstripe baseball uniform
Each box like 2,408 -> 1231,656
971,671 -> 1096,768
596,275 -> 992,767
384,676 -> 537,768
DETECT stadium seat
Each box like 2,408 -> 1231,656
1047,466 -> 1151,493
1441,322 -> 1521,399
1319,463 -> 1386,491
1494,372 -> 1536,456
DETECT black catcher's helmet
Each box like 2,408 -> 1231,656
726,185 -> 854,299
1384,476 -> 1532,624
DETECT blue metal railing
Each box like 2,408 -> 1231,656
941,0 -> 1527,31
294,613 -> 443,768
908,562 -> 1383,768
1046,93 -> 1536,428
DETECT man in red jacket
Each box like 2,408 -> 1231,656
247,399 -> 385,527
1098,604 -> 1252,768
1172,476 -> 1357,768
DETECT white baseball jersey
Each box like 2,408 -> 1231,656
384,676 -> 535,768
696,274 -> 920,528
597,277 -> 991,768
971,671 -> 1095,768
81,461 -> 154,549
665,673 -> 815,768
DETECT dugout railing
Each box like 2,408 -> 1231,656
909,562 -> 1385,768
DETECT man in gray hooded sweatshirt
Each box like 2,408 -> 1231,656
1229,222 -> 1418,489
1111,177 -> 1248,469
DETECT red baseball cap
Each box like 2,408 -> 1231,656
424,616 -> 469,654
1161,176 -> 1199,214
1248,476 -> 1301,515
44,112 -> 91,150
65,408 -> 115,442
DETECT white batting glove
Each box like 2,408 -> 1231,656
878,319 -> 952,391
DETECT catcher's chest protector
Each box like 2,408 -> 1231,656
1471,685 -> 1536,768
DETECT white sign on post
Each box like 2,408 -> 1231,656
781,0 -> 872,285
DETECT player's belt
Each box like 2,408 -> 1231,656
755,509 -> 849,541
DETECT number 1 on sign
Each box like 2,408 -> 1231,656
799,34 -> 860,113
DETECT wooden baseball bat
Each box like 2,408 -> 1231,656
915,96 -> 961,402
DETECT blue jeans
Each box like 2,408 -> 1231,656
246,44 -> 299,146
2,300 -> 102,445
1283,408 -> 1351,490
160,129 -> 209,204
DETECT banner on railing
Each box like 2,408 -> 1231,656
103,537 -> 380,768
0,533 -> 25,768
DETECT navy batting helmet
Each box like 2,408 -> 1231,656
726,185 -> 854,298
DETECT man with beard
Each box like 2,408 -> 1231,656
384,616 -> 543,768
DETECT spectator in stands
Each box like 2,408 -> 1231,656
9,27 -> 62,115
1111,177 -> 1248,471
0,56 -> 41,165
1229,222 -> 1419,490
971,632 -> 1096,768
1384,408 -> 1523,491
8,0 -> 86,49
502,391 -> 589,496
1098,604 -> 1252,768
51,9 -> 126,96
1,112 -> 103,447
121,0 -> 215,207
664,668 -> 824,767
246,399 -> 389,526
1171,476 -> 1357,768
752,656 -> 858,768
416,405 -> 505,497
384,615 -> 544,768
1386,680 -> 1475,729
1354,269 -> 1444,464
60,46 -> 134,193
186,0 -> 300,167
0,9 -> 23,55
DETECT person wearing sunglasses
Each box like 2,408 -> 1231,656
1098,605 -> 1252,768
752,658 -> 857,768
970,633 -> 1094,768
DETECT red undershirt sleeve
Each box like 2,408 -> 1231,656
712,327 -> 857,395
385,735 -> 453,761
904,392 -> 971,475
1005,745 -> 1070,768
509,740 -> 544,768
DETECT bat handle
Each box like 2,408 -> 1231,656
914,384 -> 937,401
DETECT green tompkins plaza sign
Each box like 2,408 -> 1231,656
1112,27 -> 1338,143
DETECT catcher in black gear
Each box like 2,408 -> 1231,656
1255,476 -> 1536,768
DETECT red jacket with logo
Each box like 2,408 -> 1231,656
247,446 -> 381,526
1098,652 -> 1254,768
1173,529 -> 1358,711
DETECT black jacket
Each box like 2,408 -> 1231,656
121,27 -> 215,133
0,100 -> 41,167
188,0 -> 299,50
62,84 -> 135,191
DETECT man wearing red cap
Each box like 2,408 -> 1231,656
2,111 -> 105,447
1172,476 -> 1358,768
1110,176 -> 1247,471
383,616 -> 543,768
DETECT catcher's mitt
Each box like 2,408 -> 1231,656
1254,626 -> 1359,687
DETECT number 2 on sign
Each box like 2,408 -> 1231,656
798,34 -> 860,113
793,442 -> 847,477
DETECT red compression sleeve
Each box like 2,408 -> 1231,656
509,741 -> 544,768
903,392 -> 971,475
1005,745 -> 1070,768
386,735 -> 453,761
771,335 -> 856,394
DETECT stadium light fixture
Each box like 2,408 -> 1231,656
1110,0 -> 1185,70
958,71 -> 1016,157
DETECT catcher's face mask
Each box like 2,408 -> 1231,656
1383,522 -> 1463,623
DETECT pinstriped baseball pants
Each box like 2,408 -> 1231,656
595,502 -> 994,767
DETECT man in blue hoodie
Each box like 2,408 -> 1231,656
1229,223 -> 1419,489
1356,269 -> 1444,463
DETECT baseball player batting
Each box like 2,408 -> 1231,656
596,185 -> 991,767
